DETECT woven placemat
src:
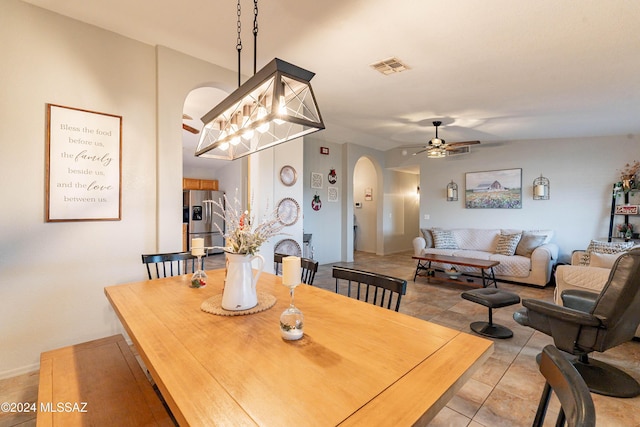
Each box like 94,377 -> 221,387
201,291 -> 277,316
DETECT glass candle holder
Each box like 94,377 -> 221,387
280,285 -> 304,340
190,255 -> 207,288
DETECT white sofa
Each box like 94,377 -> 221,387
413,228 -> 558,287
554,244 -> 639,336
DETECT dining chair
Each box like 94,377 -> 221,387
332,266 -> 407,311
141,251 -> 200,279
300,257 -> 319,285
274,253 -> 318,285
274,252 -> 285,275
532,345 -> 595,427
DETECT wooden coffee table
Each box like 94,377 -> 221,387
413,254 -> 499,288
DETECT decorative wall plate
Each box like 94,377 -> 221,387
279,165 -> 297,186
277,197 -> 300,226
274,239 -> 302,257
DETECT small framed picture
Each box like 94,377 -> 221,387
328,187 -> 338,202
311,172 -> 323,189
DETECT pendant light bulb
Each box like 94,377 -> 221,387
242,129 -> 255,140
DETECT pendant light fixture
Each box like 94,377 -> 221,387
196,0 -> 324,160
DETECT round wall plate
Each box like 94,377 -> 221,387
274,239 -> 302,257
279,165 -> 297,186
277,197 -> 300,226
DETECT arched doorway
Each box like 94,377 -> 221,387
182,86 -> 228,176
353,156 -> 378,253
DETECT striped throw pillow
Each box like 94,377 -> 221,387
431,229 -> 458,249
579,240 -> 633,265
495,233 -> 522,256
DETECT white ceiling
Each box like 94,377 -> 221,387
22,0 -> 640,167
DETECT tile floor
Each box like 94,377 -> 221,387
1,250 -> 639,426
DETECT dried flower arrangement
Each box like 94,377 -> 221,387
619,160 -> 640,179
209,192 -> 285,255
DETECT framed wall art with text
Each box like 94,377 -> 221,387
46,104 -> 122,221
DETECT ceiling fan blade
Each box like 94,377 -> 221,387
182,123 -> 200,134
412,148 -> 429,156
445,140 -> 480,149
182,113 -> 193,120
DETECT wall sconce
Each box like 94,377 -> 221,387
533,174 -> 550,200
446,180 -> 458,201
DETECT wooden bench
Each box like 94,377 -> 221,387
37,334 -> 174,426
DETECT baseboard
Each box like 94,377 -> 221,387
0,362 -> 39,380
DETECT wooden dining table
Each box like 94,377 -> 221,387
104,269 -> 493,426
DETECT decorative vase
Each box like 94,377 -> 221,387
222,253 -> 265,311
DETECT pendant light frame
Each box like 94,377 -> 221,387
195,0 -> 323,161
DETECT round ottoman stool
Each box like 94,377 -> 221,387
461,288 -> 521,339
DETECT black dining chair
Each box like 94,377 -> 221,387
300,257 -> 319,285
332,266 -> 407,312
274,253 -> 319,285
274,252 -> 285,275
533,345 -> 595,427
141,251 -> 200,279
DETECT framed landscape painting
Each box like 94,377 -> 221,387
465,168 -> 522,209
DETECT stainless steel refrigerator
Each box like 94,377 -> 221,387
184,190 -> 225,254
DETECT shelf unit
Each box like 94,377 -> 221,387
608,184 -> 639,242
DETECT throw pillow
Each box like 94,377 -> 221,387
515,233 -> 548,257
589,252 -> 623,269
431,229 -> 458,249
420,228 -> 434,248
495,233 -> 522,256
579,240 -> 633,266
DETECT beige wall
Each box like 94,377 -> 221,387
409,135 -> 640,262
0,0 -> 239,377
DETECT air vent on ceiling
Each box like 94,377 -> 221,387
370,57 -> 410,75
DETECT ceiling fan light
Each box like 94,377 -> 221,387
430,138 -> 444,147
427,148 -> 446,158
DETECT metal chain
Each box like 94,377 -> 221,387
253,0 -> 258,36
253,0 -> 258,74
236,0 -> 242,52
236,0 -> 242,87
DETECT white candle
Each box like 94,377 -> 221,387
282,256 -> 301,287
191,238 -> 205,256
535,185 -> 545,197
447,188 -> 454,198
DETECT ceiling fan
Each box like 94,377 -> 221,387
413,121 -> 480,157
182,114 -> 200,134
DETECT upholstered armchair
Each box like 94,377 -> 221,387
514,247 -> 640,398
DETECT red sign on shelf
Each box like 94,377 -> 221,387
615,205 -> 639,215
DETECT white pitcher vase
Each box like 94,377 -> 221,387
222,253 -> 265,311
